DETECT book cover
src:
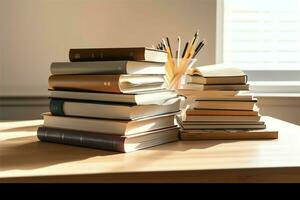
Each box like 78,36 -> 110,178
69,47 -> 167,63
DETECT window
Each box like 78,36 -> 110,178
218,0 -> 300,93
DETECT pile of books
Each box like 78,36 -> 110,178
177,64 -> 278,140
37,47 -> 181,153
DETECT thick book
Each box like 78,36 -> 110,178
49,90 -> 177,105
192,100 -> 257,110
50,61 -> 166,75
69,47 -> 168,63
37,126 -> 179,153
180,129 -> 278,140
48,74 -> 165,94
183,115 -> 261,122
187,64 -> 246,77
186,109 -> 259,116
181,83 -> 250,91
43,112 -> 177,136
185,75 -> 247,85
50,97 -> 180,120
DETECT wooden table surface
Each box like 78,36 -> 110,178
1,116 -> 300,183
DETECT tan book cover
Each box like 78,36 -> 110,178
186,109 -> 259,116
48,74 -> 165,93
49,74 -> 121,93
180,129 -> 278,140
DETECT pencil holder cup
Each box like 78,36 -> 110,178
164,58 -> 197,90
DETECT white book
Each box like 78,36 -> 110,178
43,112 -> 177,136
49,90 -> 178,105
50,97 -> 181,120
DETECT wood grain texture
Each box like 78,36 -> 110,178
1,116 -> 300,183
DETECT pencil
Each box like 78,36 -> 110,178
193,41 -> 205,58
181,42 -> 189,58
166,37 -> 173,58
177,36 -> 181,67
191,30 -> 199,45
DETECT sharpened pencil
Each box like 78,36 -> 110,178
166,37 -> 173,58
182,42 -> 189,58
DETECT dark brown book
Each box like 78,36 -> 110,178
37,126 -> 179,153
69,47 -> 168,63
48,74 -> 165,94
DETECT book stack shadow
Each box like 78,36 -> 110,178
37,47 -> 181,152
177,64 -> 278,140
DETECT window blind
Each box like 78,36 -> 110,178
223,0 -> 300,70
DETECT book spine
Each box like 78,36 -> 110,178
69,48 -> 145,62
49,98 -> 65,116
37,127 -> 126,152
50,61 -> 128,75
48,75 -> 122,93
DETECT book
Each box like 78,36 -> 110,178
184,115 -> 261,122
180,123 -> 266,130
182,121 -> 265,125
187,64 -> 246,77
192,100 -> 257,110
186,109 -> 259,116
43,112 -> 177,136
194,95 -> 254,101
49,90 -> 178,105
69,47 -> 168,63
37,126 -> 179,153
50,61 -> 166,75
181,83 -> 249,91
180,129 -> 278,140
48,74 -> 165,94
185,74 -> 247,85
50,97 -> 180,120
176,89 -> 246,97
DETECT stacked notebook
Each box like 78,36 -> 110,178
177,64 -> 278,140
37,47 -> 181,152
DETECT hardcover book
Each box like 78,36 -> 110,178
180,129 -> 278,140
69,47 -> 168,63
48,74 -> 166,94
51,60 -> 166,75
49,90 -> 178,105
37,126 -> 179,153
50,97 -> 181,120
43,112 -> 178,136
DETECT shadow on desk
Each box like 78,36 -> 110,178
0,136 -> 118,171
0,135 -> 238,172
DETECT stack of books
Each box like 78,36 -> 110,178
177,64 -> 278,140
37,47 -> 181,153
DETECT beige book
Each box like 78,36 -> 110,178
192,100 -> 257,110
187,64 -> 246,77
184,115 -> 261,122
48,74 -> 165,94
186,109 -> 259,116
185,74 -> 247,85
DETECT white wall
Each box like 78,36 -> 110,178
0,0 -> 216,96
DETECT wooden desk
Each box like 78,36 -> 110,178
1,117 -> 300,183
